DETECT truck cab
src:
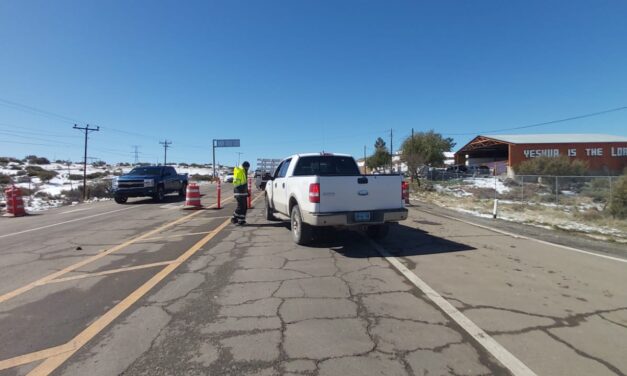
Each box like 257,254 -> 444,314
112,166 -> 188,204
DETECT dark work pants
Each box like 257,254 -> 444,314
233,195 -> 248,223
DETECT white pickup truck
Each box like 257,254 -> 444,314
265,153 -> 408,244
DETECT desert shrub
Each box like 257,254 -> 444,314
581,178 -> 611,202
25,166 -> 57,182
61,181 -> 112,201
24,155 -> 50,164
609,175 -> 627,219
178,163 -> 189,167
9,165 -> 22,170
68,172 -> 107,180
92,160 -> 107,167
34,191 -> 52,199
0,174 -> 12,185
516,156 -> 588,176
15,169 -> 27,176
0,157 -> 21,165
190,174 -> 216,182
575,208 -> 604,222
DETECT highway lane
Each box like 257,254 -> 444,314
0,191 -> 625,376
379,205 -> 627,376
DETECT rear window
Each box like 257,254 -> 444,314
293,156 -> 360,176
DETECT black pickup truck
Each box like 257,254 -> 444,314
112,166 -> 188,204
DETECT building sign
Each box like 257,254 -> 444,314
523,146 -> 627,159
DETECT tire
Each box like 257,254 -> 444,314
366,224 -> 390,240
114,195 -> 127,204
179,183 -> 187,198
291,205 -> 312,245
265,195 -> 278,221
153,186 -> 165,202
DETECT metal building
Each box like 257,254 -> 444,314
454,134 -> 627,176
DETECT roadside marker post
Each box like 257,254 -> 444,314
247,178 -> 252,209
217,179 -> 222,209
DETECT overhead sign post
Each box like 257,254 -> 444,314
213,139 -> 241,178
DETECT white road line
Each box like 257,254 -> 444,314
417,206 -> 627,264
368,239 -> 538,376
0,206 -> 139,239
59,207 -> 93,214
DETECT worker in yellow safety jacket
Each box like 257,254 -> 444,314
231,161 -> 250,225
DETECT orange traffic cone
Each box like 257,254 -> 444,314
182,183 -> 203,210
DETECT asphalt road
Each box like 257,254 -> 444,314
0,186 -> 625,376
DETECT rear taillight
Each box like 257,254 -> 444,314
309,183 -> 320,203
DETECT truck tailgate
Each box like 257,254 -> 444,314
317,175 -> 402,212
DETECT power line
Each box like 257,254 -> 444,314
0,97 -> 83,124
445,105 -> 627,136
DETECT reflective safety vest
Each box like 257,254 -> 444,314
232,166 -> 247,187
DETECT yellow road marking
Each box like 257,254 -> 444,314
0,195 -> 234,304
42,261 -> 179,285
0,343 -> 74,371
137,230 -> 216,242
27,193 -> 263,376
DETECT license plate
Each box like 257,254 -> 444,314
354,211 -> 371,222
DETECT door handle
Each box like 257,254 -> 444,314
274,183 -> 277,188
282,183 -> 285,188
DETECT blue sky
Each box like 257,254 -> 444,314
1,0 -> 626,166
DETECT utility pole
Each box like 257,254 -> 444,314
132,145 -> 140,164
390,129 -> 394,173
236,152 -> 244,166
411,128 -> 414,178
364,145 -> 367,174
73,124 -> 99,201
159,140 -> 172,165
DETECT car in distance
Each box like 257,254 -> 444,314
112,165 -> 188,204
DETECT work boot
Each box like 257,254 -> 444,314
238,220 -> 247,226
231,217 -> 238,224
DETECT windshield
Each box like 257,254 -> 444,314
127,167 -> 162,176
293,156 -> 361,176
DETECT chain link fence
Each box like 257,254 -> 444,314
420,173 -> 619,212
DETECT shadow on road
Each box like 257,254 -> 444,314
306,223 -> 475,258
126,195 -> 185,205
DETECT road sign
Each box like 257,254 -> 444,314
215,139 -> 240,148
213,139 -> 241,177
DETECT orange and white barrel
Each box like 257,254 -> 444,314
183,183 -> 202,209
3,186 -> 26,217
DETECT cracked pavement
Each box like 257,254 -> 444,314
0,187 -> 626,376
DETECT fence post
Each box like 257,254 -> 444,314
555,176 -> 559,205
521,176 -> 524,205
609,176 -> 613,208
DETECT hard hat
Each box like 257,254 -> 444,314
242,161 -> 250,169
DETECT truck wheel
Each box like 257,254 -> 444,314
265,195 -> 278,221
114,195 -> 127,204
179,183 -> 187,198
366,224 -> 390,240
153,186 -> 165,202
291,205 -> 312,245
